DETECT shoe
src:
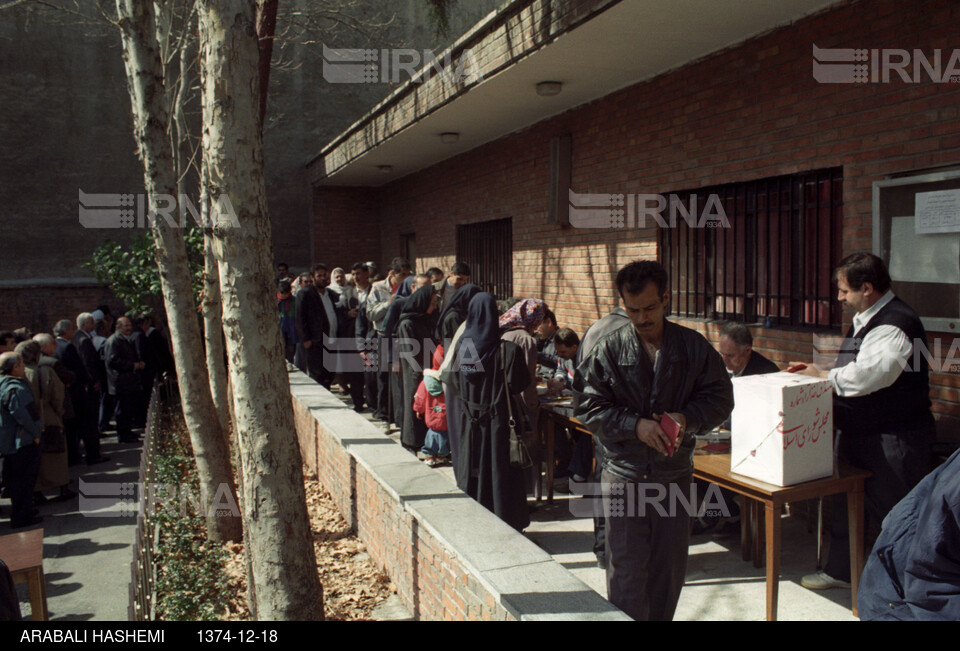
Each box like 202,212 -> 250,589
57,488 -> 78,502
801,571 -> 851,590
86,455 -> 111,465
11,516 -> 43,529
417,450 -> 432,461
426,456 -> 444,468
596,553 -> 607,570
33,492 -> 49,506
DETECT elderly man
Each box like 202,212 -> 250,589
53,320 -> 86,465
72,313 -> 108,464
794,252 -> 935,591
718,322 -> 779,377
0,352 -> 43,528
366,257 -> 412,421
576,260 -> 733,620
103,316 -> 144,443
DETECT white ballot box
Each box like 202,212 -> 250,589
730,372 -> 834,486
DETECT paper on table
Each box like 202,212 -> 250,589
889,216 -> 960,284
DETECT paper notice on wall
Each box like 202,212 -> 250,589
889,216 -> 960,284
916,189 -> 960,234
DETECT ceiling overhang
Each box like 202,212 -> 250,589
307,0 -> 841,187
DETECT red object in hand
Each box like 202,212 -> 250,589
787,363 -> 807,373
660,413 -> 682,456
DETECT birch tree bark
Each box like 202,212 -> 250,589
115,0 -> 242,543
198,0 -> 323,620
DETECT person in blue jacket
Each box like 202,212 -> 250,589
858,448 -> 960,620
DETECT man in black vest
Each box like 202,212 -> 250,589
794,252 -> 935,591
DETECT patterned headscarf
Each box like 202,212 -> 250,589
498,298 -> 546,333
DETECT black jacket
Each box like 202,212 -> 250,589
103,333 -> 141,396
295,286 -> 341,344
575,320 -> 733,482
72,329 -> 104,389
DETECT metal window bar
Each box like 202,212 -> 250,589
659,168 -> 842,329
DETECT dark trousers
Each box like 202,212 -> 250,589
602,469 -> 692,621
136,374 -> 155,428
390,369 -> 403,427
64,417 -> 81,466
4,443 -> 41,526
824,428 -> 932,582
78,389 -> 101,461
305,342 -> 333,389
99,392 -> 116,432
114,392 -> 137,440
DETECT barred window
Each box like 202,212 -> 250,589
457,217 -> 513,299
660,168 -> 843,329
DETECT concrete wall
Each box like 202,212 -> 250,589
288,369 -> 628,621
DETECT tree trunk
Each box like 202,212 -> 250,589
200,159 -> 233,436
115,0 -> 242,543
198,0 -> 323,620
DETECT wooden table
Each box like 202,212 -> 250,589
537,400 -> 592,502
693,453 -> 870,621
0,527 -> 48,621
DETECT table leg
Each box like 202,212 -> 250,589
741,496 -> 752,562
848,481 -> 866,619
765,500 -> 782,622
546,415 -> 555,504
26,568 -> 47,621
752,500 -> 763,569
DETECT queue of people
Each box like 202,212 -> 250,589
0,311 -> 173,530
278,252 -> 957,621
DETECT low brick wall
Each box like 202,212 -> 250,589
289,370 -> 627,621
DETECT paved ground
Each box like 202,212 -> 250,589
352,392 -> 859,622
3,390 -> 861,621
2,434 -> 142,621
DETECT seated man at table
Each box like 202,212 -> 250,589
792,253 -> 934,591
717,322 -> 779,379
693,322 -> 781,534
576,260 -> 733,621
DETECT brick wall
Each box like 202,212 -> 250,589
0,283 -> 125,336
313,0 -> 960,445
288,371 -> 628,621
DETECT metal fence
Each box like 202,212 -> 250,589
127,377 -> 175,621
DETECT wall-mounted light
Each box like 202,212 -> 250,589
536,81 -> 563,97
440,132 -> 460,144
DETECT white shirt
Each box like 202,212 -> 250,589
828,291 -> 912,398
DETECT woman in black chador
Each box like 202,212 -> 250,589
453,292 -> 530,532
434,283 -> 482,463
396,284 -> 439,452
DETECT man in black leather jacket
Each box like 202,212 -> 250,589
575,261 -> 733,621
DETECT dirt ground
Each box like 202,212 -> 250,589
221,473 -> 397,621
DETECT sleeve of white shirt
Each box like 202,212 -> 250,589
828,325 -> 913,397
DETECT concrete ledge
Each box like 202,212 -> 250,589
289,368 -> 627,621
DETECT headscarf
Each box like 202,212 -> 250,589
458,293 -> 500,385
399,284 -> 436,319
498,298 -> 546,333
329,267 -> 346,292
383,277 -> 422,339
435,283 -> 482,340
